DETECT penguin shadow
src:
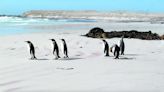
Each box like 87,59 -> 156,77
28,58 -> 49,61
119,57 -> 135,60
124,54 -> 139,56
58,57 -> 83,61
36,58 -> 49,61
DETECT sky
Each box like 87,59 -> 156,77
0,0 -> 164,15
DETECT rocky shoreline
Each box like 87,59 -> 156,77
84,27 -> 163,40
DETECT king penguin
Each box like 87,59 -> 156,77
119,36 -> 125,55
110,44 -> 120,59
61,39 -> 69,58
102,40 -> 109,56
50,39 -> 60,59
25,41 -> 37,60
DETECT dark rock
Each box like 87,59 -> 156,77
84,27 -> 161,40
160,35 -> 164,40
85,27 -> 105,38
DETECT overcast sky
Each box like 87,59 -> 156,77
0,0 -> 164,15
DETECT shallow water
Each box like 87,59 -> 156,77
0,16 -> 164,36
0,16 -> 96,36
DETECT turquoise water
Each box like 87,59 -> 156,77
0,16 -> 96,36
1,16 -> 164,36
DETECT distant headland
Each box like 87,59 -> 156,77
21,10 -> 164,23
1,10 -> 164,23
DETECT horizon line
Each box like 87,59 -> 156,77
1,10 -> 164,16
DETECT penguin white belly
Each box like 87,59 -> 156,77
51,44 -> 55,55
112,47 -> 115,53
118,41 -> 121,47
102,42 -> 105,51
60,42 -> 64,54
51,44 -> 54,51
27,44 -> 30,52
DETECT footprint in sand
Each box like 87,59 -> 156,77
76,42 -> 80,45
75,51 -> 85,56
56,67 -> 74,70
86,42 -> 89,45
0,80 -> 22,86
4,87 -> 24,92
7,48 -> 16,50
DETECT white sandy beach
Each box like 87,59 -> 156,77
0,27 -> 164,92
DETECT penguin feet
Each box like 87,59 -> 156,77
54,57 -> 59,60
30,57 -> 37,60
105,55 -> 110,57
114,57 -> 119,59
29,58 -> 33,60
121,53 -> 124,55
64,56 -> 69,58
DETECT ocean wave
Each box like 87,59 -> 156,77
0,16 -> 48,24
0,16 -> 96,26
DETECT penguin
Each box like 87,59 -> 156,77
25,41 -> 37,60
50,39 -> 60,59
102,40 -> 109,56
61,39 -> 69,58
110,44 -> 120,59
119,36 -> 125,55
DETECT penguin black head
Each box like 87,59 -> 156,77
102,40 -> 106,42
25,41 -> 31,44
49,39 -> 56,42
61,39 -> 65,42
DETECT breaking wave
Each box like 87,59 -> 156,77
0,16 -> 96,26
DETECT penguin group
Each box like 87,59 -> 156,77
25,36 -> 125,60
25,39 -> 68,60
102,36 -> 125,59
